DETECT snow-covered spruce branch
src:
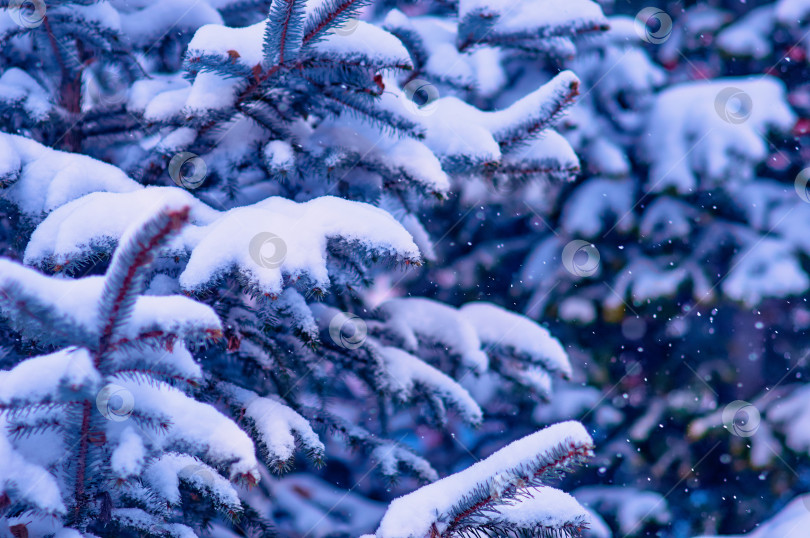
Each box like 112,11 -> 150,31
96,205 -> 192,355
372,421 -> 594,538
456,0 -> 608,52
130,2 -> 592,191
492,72 -> 581,149
303,0 -> 370,44
0,204 -> 260,535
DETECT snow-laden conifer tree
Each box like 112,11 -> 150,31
0,203 -> 259,536
0,0 -> 611,535
0,134 -> 598,536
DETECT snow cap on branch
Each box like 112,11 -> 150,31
376,421 -> 593,538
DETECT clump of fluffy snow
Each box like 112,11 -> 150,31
371,441 -> 439,483
188,18 -> 410,70
118,379 -> 259,479
723,238 -> 809,306
560,178 -> 634,237
460,302 -> 571,378
0,133 -> 140,217
24,187 -> 421,298
221,383 -> 324,464
377,71 -> 579,168
0,258 -> 222,344
489,486 -> 589,529
144,453 -> 240,509
377,345 -> 483,425
717,6 -> 775,59
459,0 -> 606,35
377,298 -> 489,372
111,426 -> 147,479
641,77 -> 795,193
0,415 -> 66,514
0,347 -> 100,405
0,68 -> 51,121
180,196 -> 420,294
306,116 -> 450,195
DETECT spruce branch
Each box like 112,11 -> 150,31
264,0 -> 307,66
71,400 -> 93,524
303,0 -> 371,45
443,436 -> 593,536
0,277 -> 96,348
97,206 -> 190,357
493,75 -> 580,150
375,422 -> 593,538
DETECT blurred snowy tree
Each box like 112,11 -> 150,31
408,0 -> 810,536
